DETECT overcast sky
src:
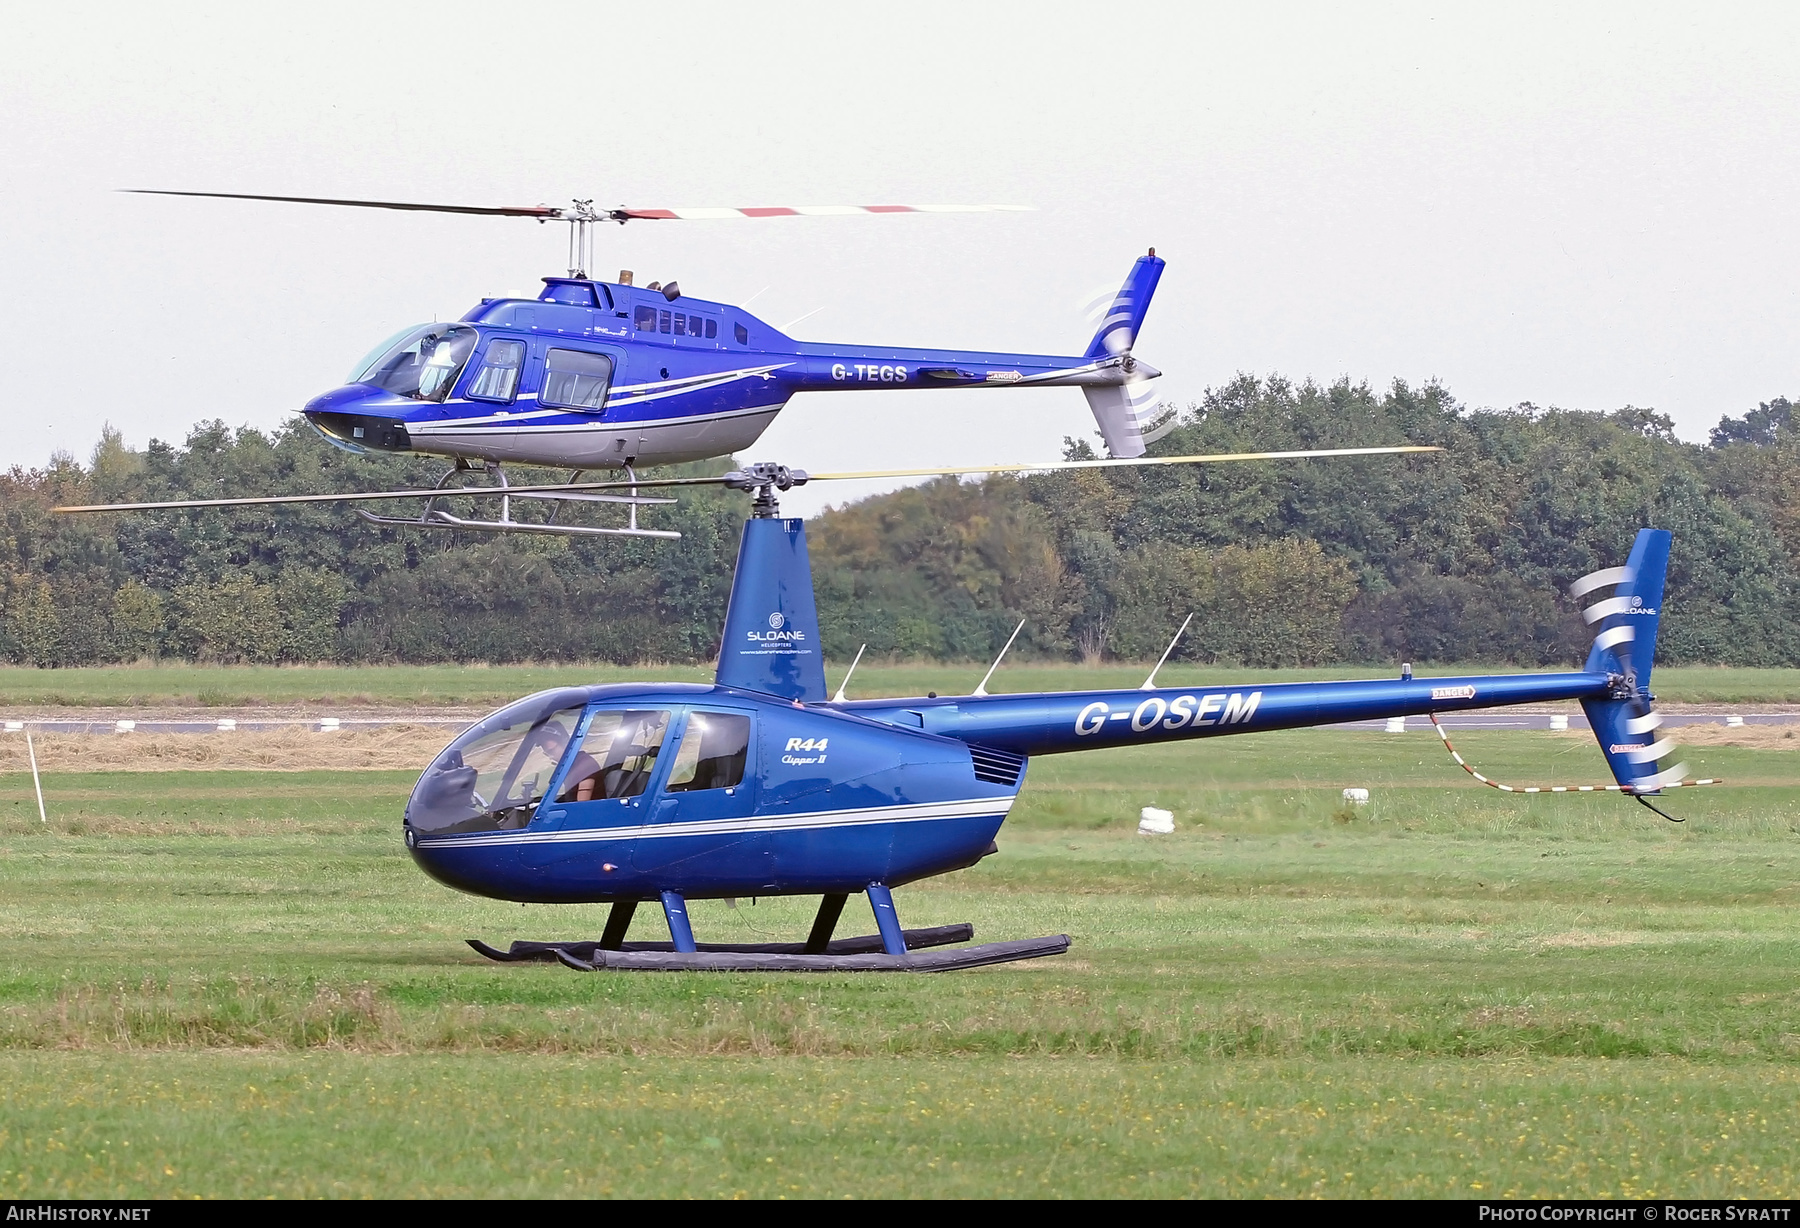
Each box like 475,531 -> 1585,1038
3,2 -> 1797,514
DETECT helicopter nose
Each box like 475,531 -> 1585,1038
304,386 -> 414,452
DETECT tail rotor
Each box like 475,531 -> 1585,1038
1081,250 -> 1169,458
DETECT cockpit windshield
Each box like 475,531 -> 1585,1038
406,689 -> 589,835
349,324 -> 478,402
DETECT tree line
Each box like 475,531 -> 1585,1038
3,379 -> 1797,668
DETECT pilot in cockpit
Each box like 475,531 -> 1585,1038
532,723 -> 603,804
553,710 -> 668,803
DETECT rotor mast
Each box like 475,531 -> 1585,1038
558,200 -> 601,279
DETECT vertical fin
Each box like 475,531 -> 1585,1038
715,517 -> 828,702
1577,529 -> 1678,792
1084,252 -> 1165,359
1580,528 -> 1669,690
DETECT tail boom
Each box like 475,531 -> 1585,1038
842,670 -> 1614,757
783,347 -> 1151,391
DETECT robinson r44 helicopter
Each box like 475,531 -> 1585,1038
88,190 -> 1186,539
388,462 -> 1711,972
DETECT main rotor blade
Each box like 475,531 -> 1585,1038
52,477 -> 724,514
52,445 -> 1440,516
123,190 -> 561,218
806,445 -> 1442,482
124,192 -> 1031,224
616,204 -> 1034,220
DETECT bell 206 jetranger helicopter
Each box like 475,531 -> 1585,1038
105,190 -> 1177,539
396,463 -> 1713,972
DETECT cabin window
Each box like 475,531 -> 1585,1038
467,339 -> 525,402
406,699 -> 585,834
633,305 -> 657,331
673,314 -> 687,337
541,348 -> 614,411
733,322 -> 748,345
705,318 -> 718,339
557,710 -> 672,802
351,323 -> 477,402
659,310 -> 672,333
665,712 -> 751,793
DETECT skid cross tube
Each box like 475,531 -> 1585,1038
866,885 -> 908,956
805,893 -> 848,954
660,891 -> 697,954
599,900 -> 637,950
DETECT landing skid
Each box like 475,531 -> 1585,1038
468,888 -> 1072,972
467,928 -> 1070,973
358,461 -> 680,539
553,935 -> 1070,972
467,922 -> 977,962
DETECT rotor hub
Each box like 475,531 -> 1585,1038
725,463 -> 810,518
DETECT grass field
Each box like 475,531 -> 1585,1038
4,661 -> 1800,708
1,730 -> 1798,1197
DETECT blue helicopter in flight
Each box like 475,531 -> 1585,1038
112,190 -> 1174,539
388,462 -> 1711,972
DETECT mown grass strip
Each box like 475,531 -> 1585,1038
1,1053 -> 1794,1198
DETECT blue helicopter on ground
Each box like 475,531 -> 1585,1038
391,462 -> 1711,972
111,190 -> 1175,539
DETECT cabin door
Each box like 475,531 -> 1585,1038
522,706 -> 672,879
631,708 -> 772,892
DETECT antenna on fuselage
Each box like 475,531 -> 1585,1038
832,643 -> 868,703
972,621 -> 1026,698
1140,613 -> 1194,691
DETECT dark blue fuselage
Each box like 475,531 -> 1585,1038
406,669 -> 1613,905
406,684 -> 1017,904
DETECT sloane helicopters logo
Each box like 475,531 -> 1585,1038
743,610 -> 808,654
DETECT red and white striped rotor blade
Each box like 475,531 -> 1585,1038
613,204 -> 1034,220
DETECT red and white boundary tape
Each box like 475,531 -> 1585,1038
1427,713 -> 1722,795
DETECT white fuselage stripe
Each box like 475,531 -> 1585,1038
409,364 -> 790,431
414,795 -> 1013,850
409,403 -> 787,439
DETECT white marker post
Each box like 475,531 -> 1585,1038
25,726 -> 46,823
